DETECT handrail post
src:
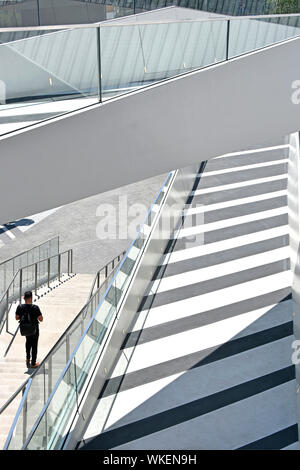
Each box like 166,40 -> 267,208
96,26 -> 102,103
97,271 -> 100,289
67,251 -> 70,277
48,356 -> 52,397
66,335 -> 70,385
22,387 -> 27,446
105,264 -> 108,279
37,0 -> 41,26
226,19 -> 230,61
34,263 -> 38,295
6,290 -> 9,333
47,258 -> 50,288
19,269 -> 23,304
58,254 -> 61,283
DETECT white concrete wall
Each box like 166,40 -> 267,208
288,133 -> 300,274
2,34 -> 300,222
288,133 -> 300,443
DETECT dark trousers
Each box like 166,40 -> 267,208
25,331 -> 39,365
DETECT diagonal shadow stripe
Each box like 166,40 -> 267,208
238,424 -> 298,450
124,291 -> 292,349
81,365 -> 295,450
102,320 -> 293,398
203,150 -> 287,171
139,259 -> 290,311
154,235 -> 289,280
168,213 -> 288,252
183,195 -> 287,225
197,163 -> 287,189
191,178 -> 287,206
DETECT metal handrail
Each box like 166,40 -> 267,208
0,12 -> 299,32
0,249 -> 73,336
88,250 -> 126,299
21,171 -> 174,450
0,248 -> 72,306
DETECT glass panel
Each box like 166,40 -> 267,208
12,270 -> 21,302
4,376 -> 44,451
5,402 -> 25,450
100,19 -> 228,100
39,242 -> 49,262
75,284 -> 118,397
38,259 -> 48,287
68,319 -> 84,356
229,16 -> 300,59
50,236 -> 59,258
0,26 -> 100,136
49,339 -> 68,397
60,252 -> 68,275
26,360 -> 77,450
0,386 -> 24,450
19,370 -> 46,447
49,257 -> 59,284
74,328 -> 98,395
82,303 -> 92,333
22,264 -> 35,293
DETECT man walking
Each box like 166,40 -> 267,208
15,291 -> 43,369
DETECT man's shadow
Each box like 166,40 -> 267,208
0,218 -> 34,235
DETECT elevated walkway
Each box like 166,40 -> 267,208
1,14 -> 300,222
78,142 -> 299,450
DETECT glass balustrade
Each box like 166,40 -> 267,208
0,249 -> 71,334
0,14 -> 300,136
0,236 -> 59,299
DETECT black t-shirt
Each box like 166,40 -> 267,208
16,304 -> 42,330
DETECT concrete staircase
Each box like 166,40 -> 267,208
79,143 -> 300,450
0,272 -> 95,448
